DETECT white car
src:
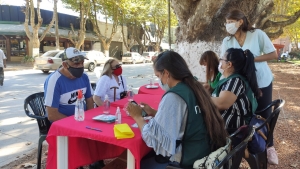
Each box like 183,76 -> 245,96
34,50 -> 64,73
83,51 -> 114,71
34,50 -> 113,73
142,52 -> 159,63
122,52 -> 146,64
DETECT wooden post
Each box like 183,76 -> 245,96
110,86 -> 119,101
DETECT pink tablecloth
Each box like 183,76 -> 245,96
138,83 -> 165,95
111,94 -> 162,110
46,106 -> 152,169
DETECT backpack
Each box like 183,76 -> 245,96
193,138 -> 231,169
212,74 -> 258,124
247,115 -> 268,154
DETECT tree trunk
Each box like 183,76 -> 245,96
171,0 -> 300,81
54,0 -> 59,50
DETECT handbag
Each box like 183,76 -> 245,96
193,138 -> 231,169
247,115 -> 268,154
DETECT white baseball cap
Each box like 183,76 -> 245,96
63,47 -> 88,62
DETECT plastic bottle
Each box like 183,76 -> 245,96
115,107 -> 121,124
74,90 -> 84,121
127,86 -> 134,102
103,94 -> 110,114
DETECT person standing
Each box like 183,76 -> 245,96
221,9 -> 278,164
0,49 -> 7,86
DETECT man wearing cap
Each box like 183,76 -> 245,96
44,47 -> 94,121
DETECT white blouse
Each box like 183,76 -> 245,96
221,29 -> 275,88
94,75 -> 127,102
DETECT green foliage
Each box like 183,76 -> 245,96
289,50 -> 300,59
21,55 -> 35,64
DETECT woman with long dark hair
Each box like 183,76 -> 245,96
221,9 -> 278,165
127,51 -> 227,168
212,48 -> 260,133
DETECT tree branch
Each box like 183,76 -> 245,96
23,0 -> 32,39
39,1 -> 56,41
262,10 -> 300,30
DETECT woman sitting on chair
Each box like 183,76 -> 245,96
93,59 -> 127,106
199,50 -> 222,93
127,51 -> 227,168
211,48 -> 261,134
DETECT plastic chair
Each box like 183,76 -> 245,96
245,99 -> 285,169
24,92 -> 51,169
212,125 -> 255,169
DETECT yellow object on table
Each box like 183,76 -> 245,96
114,123 -> 135,139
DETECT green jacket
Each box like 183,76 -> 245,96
164,82 -> 211,167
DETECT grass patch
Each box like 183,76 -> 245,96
290,60 -> 300,64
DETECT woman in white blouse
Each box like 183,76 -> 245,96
93,59 -> 127,106
221,9 -> 278,165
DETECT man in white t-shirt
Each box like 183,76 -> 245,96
0,49 -> 7,86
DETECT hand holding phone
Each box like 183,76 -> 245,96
130,101 -> 148,117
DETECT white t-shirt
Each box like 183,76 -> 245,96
94,75 -> 128,102
221,29 -> 275,88
0,49 -> 7,68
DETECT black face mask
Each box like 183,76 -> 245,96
67,63 -> 84,78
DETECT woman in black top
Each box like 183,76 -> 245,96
211,48 -> 261,134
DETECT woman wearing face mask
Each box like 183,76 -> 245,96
126,51 -> 227,168
221,9 -> 278,164
211,48 -> 261,134
199,51 -> 221,93
93,59 -> 127,106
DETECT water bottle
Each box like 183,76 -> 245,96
115,107 -> 121,124
127,86 -> 134,102
74,90 -> 84,121
103,94 -> 110,114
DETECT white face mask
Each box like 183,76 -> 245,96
158,75 -> 170,91
218,62 -> 224,75
226,22 -> 238,35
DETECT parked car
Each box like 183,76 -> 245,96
142,52 -> 159,63
34,50 -> 112,73
83,50 -> 114,71
122,52 -> 146,64
34,50 -> 64,73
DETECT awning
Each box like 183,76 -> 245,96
0,23 -> 98,41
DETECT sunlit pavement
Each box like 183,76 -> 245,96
0,63 -> 156,166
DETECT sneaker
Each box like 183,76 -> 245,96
267,146 -> 278,165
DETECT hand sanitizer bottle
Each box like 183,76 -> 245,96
115,107 -> 121,124
103,94 -> 110,114
74,90 -> 84,121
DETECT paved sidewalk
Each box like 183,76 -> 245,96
4,62 -> 34,72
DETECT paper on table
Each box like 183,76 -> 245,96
114,123 -> 135,139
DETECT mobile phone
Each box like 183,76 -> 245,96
130,101 -> 148,117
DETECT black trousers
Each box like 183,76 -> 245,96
0,67 -> 4,85
256,82 -> 273,147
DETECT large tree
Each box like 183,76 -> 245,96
23,0 -> 56,57
171,0 -> 300,81
89,0 -> 120,57
62,0 -> 90,49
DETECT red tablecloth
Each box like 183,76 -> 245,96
138,83 -> 165,95
111,94 -> 162,110
46,106 -> 152,169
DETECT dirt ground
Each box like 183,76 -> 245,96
1,62 -> 300,169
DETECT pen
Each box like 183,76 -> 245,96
86,126 -> 102,132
